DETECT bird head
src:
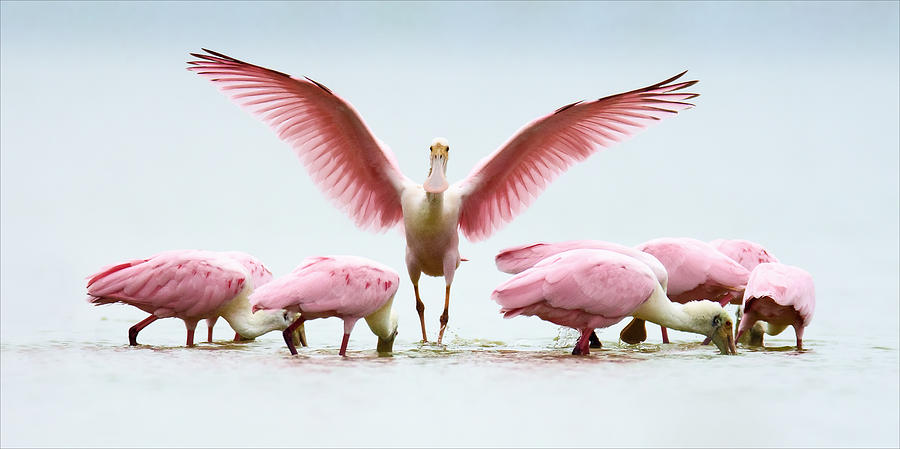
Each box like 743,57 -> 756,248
686,301 -> 737,355
423,137 -> 450,193
376,309 -> 399,354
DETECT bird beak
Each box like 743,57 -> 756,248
711,325 -> 737,355
424,148 -> 449,193
376,331 -> 397,354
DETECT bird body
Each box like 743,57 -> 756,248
637,237 -> 750,305
709,238 -> 779,271
495,239 -> 669,289
737,262 -> 815,350
189,49 -> 698,344
86,250 -> 292,346
249,255 -> 400,356
491,249 -> 736,355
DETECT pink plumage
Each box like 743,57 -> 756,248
621,237 -> 750,344
456,73 -> 697,242
709,238 -> 779,271
188,49 -> 698,345
187,50 -> 410,232
86,250 -> 281,346
737,262 -> 815,350
637,237 -> 749,306
491,249 -> 659,355
249,255 -> 400,356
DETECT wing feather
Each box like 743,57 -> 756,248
455,72 -> 698,241
188,49 -> 412,231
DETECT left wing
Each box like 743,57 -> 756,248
455,72 -> 698,242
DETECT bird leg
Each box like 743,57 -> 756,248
206,316 -> 218,343
589,331 -> 602,348
437,285 -> 451,345
660,326 -> 670,344
128,314 -> 158,346
572,329 -> 592,355
296,322 -> 308,347
413,283 -> 427,342
282,316 -> 307,355
234,332 -> 243,342
339,332 -> 351,356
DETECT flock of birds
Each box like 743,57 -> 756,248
85,49 -> 816,357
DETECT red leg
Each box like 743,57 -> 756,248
660,326 -> 670,344
572,329 -> 592,355
413,283 -> 427,342
207,326 -> 214,343
437,285 -> 451,345
282,316 -> 306,355
186,328 -> 195,347
234,332 -> 243,342
339,332 -> 351,356
128,315 -> 158,346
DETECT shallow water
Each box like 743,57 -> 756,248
2,319 -> 897,448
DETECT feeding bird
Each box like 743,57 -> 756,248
736,262 -> 815,350
188,49 -> 698,344
249,255 -> 399,356
709,238 -> 780,345
86,250 -> 295,346
490,249 -> 736,355
620,237 -> 750,344
495,239 -> 669,347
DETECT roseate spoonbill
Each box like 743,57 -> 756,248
249,255 -> 400,356
490,249 -> 736,355
188,49 -> 698,344
621,237 -> 751,344
86,250 -> 294,346
495,239 -> 669,347
736,262 -> 815,350
709,238 -> 779,344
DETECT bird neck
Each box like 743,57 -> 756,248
631,285 -> 705,335
218,291 -> 275,339
363,296 -> 396,340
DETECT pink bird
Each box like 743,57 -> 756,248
709,238 -> 779,345
490,249 -> 736,355
249,255 -> 400,356
622,237 -> 751,344
87,250 -> 294,346
188,49 -> 698,344
736,262 -> 815,350
495,239 -> 669,348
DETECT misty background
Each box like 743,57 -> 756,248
1,1 -> 897,369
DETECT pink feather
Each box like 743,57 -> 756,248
187,49 -> 411,232
456,73 -> 698,242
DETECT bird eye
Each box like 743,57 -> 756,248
712,315 -> 721,327
446,146 -> 450,152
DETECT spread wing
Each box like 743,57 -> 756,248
455,72 -> 698,242
188,49 -> 412,231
